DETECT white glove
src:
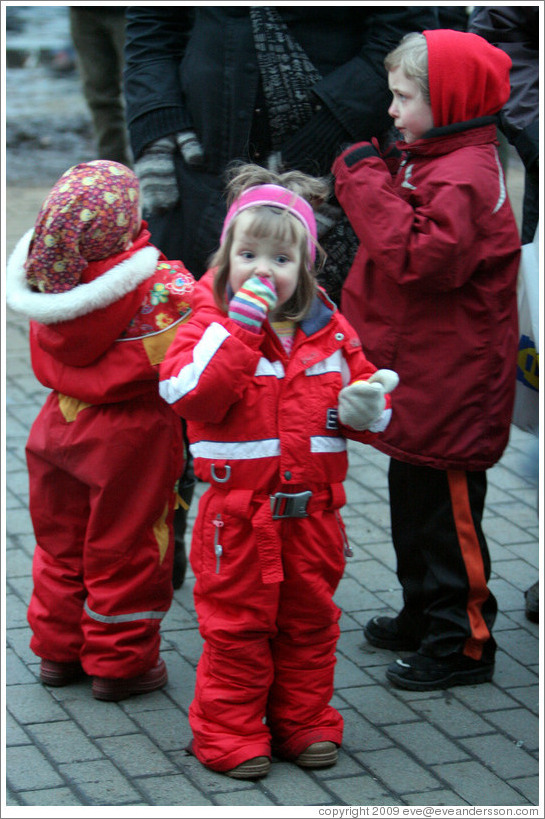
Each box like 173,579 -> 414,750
338,369 -> 399,431
134,130 -> 204,217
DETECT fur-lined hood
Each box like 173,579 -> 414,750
6,229 -> 161,325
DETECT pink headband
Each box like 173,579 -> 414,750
220,184 -> 317,263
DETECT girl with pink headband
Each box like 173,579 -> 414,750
159,163 -> 398,780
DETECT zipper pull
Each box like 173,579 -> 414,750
335,510 -> 353,558
212,515 -> 224,573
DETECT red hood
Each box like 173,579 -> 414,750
423,29 -> 511,127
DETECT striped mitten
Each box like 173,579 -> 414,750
228,275 -> 278,332
134,136 -> 178,216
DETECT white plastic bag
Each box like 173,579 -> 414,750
512,224 -> 539,435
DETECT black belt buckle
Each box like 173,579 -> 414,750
271,490 -> 312,519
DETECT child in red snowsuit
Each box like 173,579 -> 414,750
159,164 -> 399,779
6,160 -> 195,701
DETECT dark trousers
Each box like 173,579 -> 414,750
70,8 -> 132,167
388,458 -> 497,663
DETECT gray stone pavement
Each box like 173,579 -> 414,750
2,176 -> 541,813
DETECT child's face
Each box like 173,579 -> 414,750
388,66 -> 434,143
229,211 -> 301,314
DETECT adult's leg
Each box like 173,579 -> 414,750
69,8 -> 131,165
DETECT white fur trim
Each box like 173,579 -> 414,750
6,229 -> 161,325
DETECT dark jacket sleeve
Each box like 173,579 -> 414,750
469,6 -> 539,171
313,6 -> 439,141
124,6 -> 196,158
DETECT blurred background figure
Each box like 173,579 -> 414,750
69,6 -> 132,167
469,5 -> 539,245
469,5 -> 540,623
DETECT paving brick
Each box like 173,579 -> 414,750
6,745 -> 64,792
60,695 -> 140,738
335,652 -> 373,689
5,646 -> 36,685
255,762 -> 334,805
407,695 -> 493,738
431,759 -> 533,806
452,683 -> 527,713
213,789 -> 277,806
459,733 -> 539,780
136,774 -> 215,806
383,722 -> 469,765
493,652 -> 539,688
5,592 -> 30,628
4,545 -> 33,578
356,747 -> 440,794
339,683 -> 419,726
510,775 -> 540,804
326,773 -> 403,806
130,707 -> 191,753
7,682 -> 71,725
335,708 -> 391,754
18,787 -> 87,806
26,721 -> 104,765
95,734 -> 178,777
497,628 -> 540,666
5,711 -> 32,747
507,685 -> 540,715
58,759 -> 143,805
403,789 -> 469,806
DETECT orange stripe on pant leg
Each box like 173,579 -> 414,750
447,470 -> 490,660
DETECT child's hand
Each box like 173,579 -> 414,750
338,369 -> 399,430
228,275 -> 278,333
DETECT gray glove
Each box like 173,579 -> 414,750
338,369 -> 399,431
135,130 -> 204,217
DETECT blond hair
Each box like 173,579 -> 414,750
212,163 -> 330,322
385,32 -> 430,104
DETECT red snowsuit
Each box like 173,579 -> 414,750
159,272 -> 392,771
7,225 -> 194,679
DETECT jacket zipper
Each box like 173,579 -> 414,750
212,514 -> 224,573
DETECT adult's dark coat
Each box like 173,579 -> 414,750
124,5 -> 439,274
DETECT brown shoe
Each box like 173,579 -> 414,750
40,659 -> 85,687
295,741 -> 338,769
92,657 -> 168,702
225,756 -> 271,780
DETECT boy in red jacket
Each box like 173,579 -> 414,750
333,30 -> 521,690
7,161 -> 195,700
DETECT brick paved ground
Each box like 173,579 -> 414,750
3,170 -> 540,811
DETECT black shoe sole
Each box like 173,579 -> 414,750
386,662 -> 494,691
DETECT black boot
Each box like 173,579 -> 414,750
172,464 -> 196,590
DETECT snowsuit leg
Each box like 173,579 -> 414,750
26,393 -> 184,678
267,509 -> 346,759
26,405 -> 89,661
188,487 -> 345,770
389,458 -> 497,662
189,488 -> 278,771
